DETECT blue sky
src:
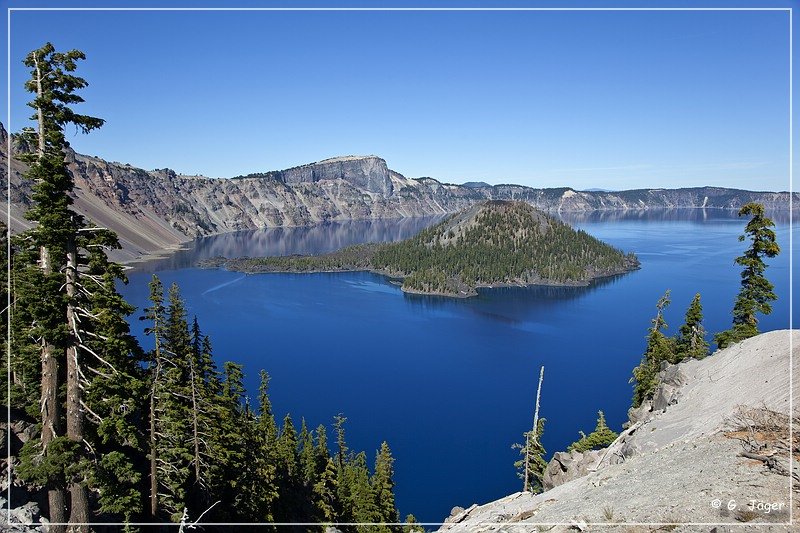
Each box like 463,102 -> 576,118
2,1 -> 794,191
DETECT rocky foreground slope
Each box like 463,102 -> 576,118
439,330 -> 799,532
2,122 -> 796,263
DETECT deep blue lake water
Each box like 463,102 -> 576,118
119,210 -> 797,523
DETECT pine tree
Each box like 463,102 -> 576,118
8,232 -> 44,418
630,290 -> 675,407
333,414 -> 352,522
313,456 -> 339,523
348,451 -> 379,529
182,316 -> 223,515
513,418 -> 546,494
275,413 -> 300,521
214,361 -> 251,519
141,275 -> 166,518
16,42 -> 103,531
314,424 -> 331,478
567,411 -> 618,453
299,419 -> 317,487
715,203 -> 780,349
254,369 -> 279,521
297,418 -> 319,519
675,293 -> 708,361
334,413 -> 349,469
79,233 -> 147,524
12,42 -> 153,532
403,514 -> 424,533
372,441 -> 399,528
149,284 -> 195,519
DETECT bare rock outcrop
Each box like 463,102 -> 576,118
542,449 -> 603,490
1,409 -> 47,531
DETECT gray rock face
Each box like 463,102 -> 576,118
542,449 -> 603,490
276,155 -> 394,196
626,399 -> 653,426
651,362 -> 688,412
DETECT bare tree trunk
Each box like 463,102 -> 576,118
524,366 -> 545,493
65,236 -> 89,532
39,245 -> 66,533
149,337 -> 162,518
149,385 -> 158,518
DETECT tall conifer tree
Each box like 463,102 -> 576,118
675,293 -> 708,361
17,42 -> 101,531
630,290 -> 675,407
12,42 -> 158,532
372,441 -> 399,529
715,203 -> 780,348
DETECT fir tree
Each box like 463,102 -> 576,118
155,284 -> 194,520
8,232 -> 44,418
254,369 -> 279,521
513,418 -> 547,494
403,514 -> 425,533
79,233 -> 147,524
16,42 -> 103,531
300,419 -> 317,487
275,413 -> 301,520
334,413 -> 349,469
141,274 -> 166,518
347,451 -> 379,529
567,411 -> 618,453
313,456 -> 339,523
715,203 -> 780,349
675,293 -> 708,361
630,290 -> 675,407
334,414 -> 352,522
216,361 -> 250,516
297,418 -> 326,519
372,441 -> 399,528
12,42 -> 164,532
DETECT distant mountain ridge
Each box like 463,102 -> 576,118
1,122 -> 795,263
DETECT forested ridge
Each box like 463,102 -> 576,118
213,201 -> 639,297
4,42 -> 409,532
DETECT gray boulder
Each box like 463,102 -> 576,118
542,449 -> 603,490
651,363 -> 687,412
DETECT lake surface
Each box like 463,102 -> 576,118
119,209 -> 797,523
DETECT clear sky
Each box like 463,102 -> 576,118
2,1 -> 793,191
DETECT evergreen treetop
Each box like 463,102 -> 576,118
567,411 -> 618,453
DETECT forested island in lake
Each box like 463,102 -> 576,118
202,201 -> 640,297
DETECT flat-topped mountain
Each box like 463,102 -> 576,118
208,201 -> 639,297
1,122 -> 795,263
233,154 -> 395,195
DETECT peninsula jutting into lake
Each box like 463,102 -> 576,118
202,200 -> 640,297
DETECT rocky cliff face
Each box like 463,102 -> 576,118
1,122 -> 796,263
439,330 -> 799,531
250,155 -> 395,196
